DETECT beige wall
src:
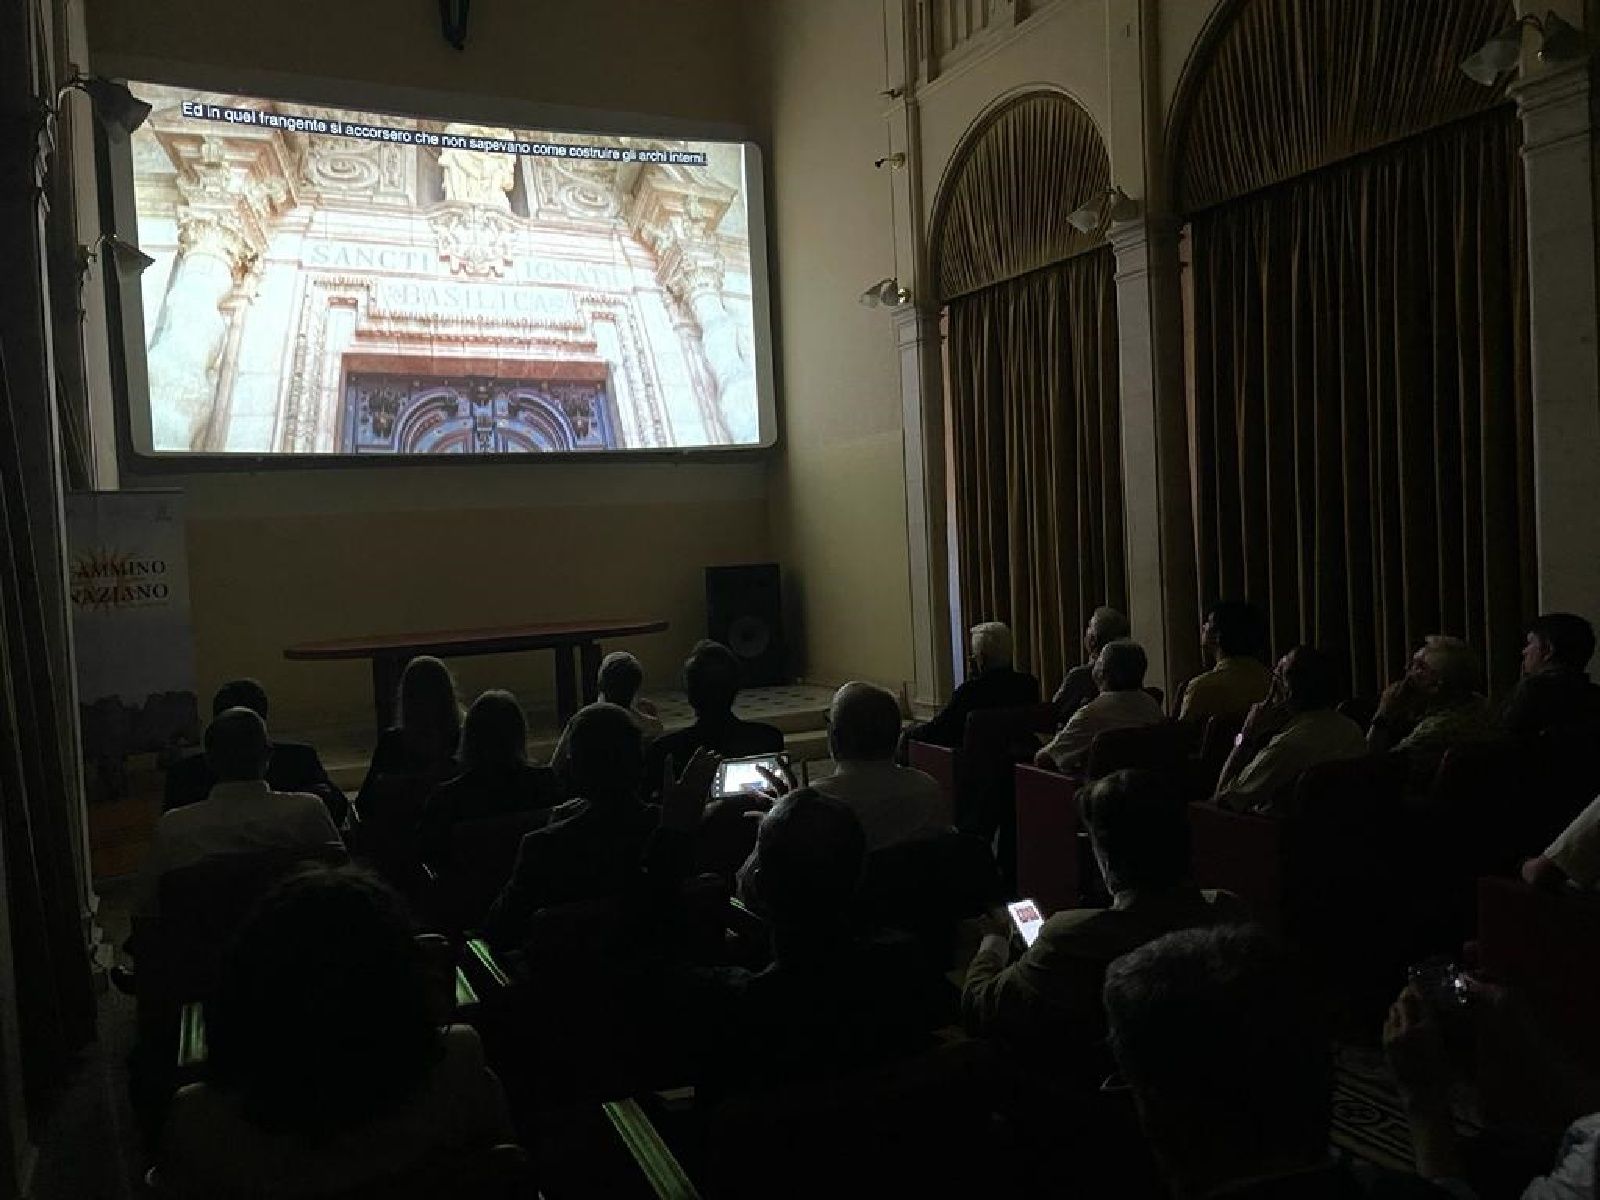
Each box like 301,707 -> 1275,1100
85,0 -> 773,733
762,0 -> 917,691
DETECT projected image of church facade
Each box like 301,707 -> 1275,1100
128,84 -> 759,454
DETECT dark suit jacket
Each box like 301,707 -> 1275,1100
1052,664 -> 1098,722
644,716 -> 785,797
163,742 -> 348,826
417,763 -> 559,869
1501,667 -> 1600,737
908,667 -> 1042,750
483,796 -> 661,948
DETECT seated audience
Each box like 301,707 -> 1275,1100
549,650 -> 664,780
688,788 -> 949,1094
417,690 -> 558,870
485,703 -> 662,947
644,641 -> 783,789
1502,613 -> 1600,738
902,621 -> 1041,751
1054,606 -> 1131,721
356,655 -> 463,814
156,866 -> 514,1198
1522,791 -> 1600,891
813,681 -> 946,851
1367,636 -> 1496,769
1035,640 -> 1164,774
1214,646 -> 1367,812
164,678 -> 345,825
134,707 -> 344,923
962,770 -> 1244,1079
1384,978 -> 1600,1197
1105,925 -> 1451,1199
1178,601 -> 1272,724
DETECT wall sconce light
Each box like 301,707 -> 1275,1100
874,153 -> 907,170
1067,185 -> 1139,234
54,74 -> 152,136
77,233 -> 155,284
859,277 -> 911,308
1461,11 -> 1586,86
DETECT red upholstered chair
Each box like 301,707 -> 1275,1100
1475,876 -> 1600,1133
908,741 -> 958,828
1188,803 -> 1284,932
1196,714 -> 1244,794
1085,721 -> 1203,782
1013,765 -> 1082,917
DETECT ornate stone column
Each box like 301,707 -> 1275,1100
1511,62 -> 1600,627
146,210 -> 254,450
630,172 -> 757,444
1108,215 -> 1201,696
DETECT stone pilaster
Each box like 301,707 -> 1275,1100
1107,216 -> 1201,696
1511,63 -> 1600,627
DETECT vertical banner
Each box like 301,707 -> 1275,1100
65,490 -> 199,803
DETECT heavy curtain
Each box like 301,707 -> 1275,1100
1188,108 -> 1534,698
947,250 -> 1125,686
934,91 -> 1124,689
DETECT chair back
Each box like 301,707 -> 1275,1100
1534,717 -> 1600,840
1188,803 -> 1284,931
1197,714 -> 1244,793
434,808 -> 555,934
955,704 -> 1056,835
347,773 -> 434,898
907,742 -> 958,826
1013,766 -> 1082,916
858,832 -> 999,969
1086,721 -> 1201,781
708,1039 -> 1001,1199
1475,876 -> 1600,1131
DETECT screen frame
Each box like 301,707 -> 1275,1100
98,57 -> 780,475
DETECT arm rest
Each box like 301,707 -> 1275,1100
602,1098 -> 701,1200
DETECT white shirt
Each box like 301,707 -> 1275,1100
1546,794 -> 1600,888
1215,709 -> 1369,811
812,759 -> 948,852
1038,689 -> 1165,772
134,780 -> 344,920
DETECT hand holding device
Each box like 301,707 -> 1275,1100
714,753 -> 790,800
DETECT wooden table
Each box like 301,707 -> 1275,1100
284,619 -> 669,732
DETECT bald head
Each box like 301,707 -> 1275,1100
828,681 -> 902,763
205,707 -> 271,782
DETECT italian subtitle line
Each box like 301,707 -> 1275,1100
177,101 -> 709,166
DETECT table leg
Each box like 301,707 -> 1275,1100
580,641 -> 602,706
553,644 -> 579,728
371,653 -> 401,734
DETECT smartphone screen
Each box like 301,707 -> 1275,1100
715,755 -> 784,798
1007,899 -> 1045,947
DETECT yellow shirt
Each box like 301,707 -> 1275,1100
1178,655 -> 1273,724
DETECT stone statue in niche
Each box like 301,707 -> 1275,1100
437,124 -> 517,209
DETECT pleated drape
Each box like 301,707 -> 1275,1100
934,92 -> 1111,302
1174,0 -> 1513,213
1188,109 -> 1535,698
947,250 -> 1126,688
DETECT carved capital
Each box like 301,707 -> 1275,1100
176,210 -> 256,277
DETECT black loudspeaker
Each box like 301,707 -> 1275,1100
706,563 -> 786,687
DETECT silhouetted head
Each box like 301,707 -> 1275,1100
1277,645 -> 1341,713
598,651 -> 645,707
1104,925 -> 1330,1197
1407,636 -> 1482,704
1081,769 -> 1191,895
745,788 -> 865,951
397,656 -> 461,757
1524,613 -> 1596,676
1200,602 -> 1266,661
1092,639 -> 1149,694
206,865 -> 442,1140
459,689 -> 527,772
204,707 -> 271,783
684,641 -> 741,719
828,681 -> 902,763
212,678 -> 270,721
566,702 -> 645,802
1084,606 -> 1131,659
